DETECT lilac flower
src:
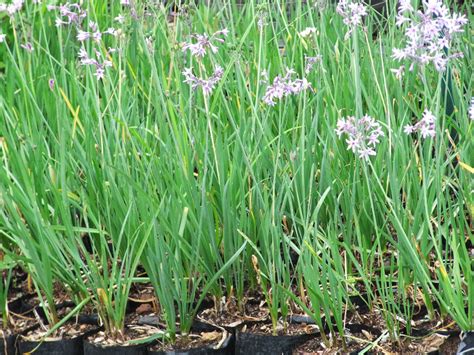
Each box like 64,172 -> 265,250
92,31 -> 102,43
76,30 -> 90,42
20,42 -> 34,52
299,27 -> 317,38
0,0 -> 24,15
391,65 -> 405,80
104,28 -> 117,36
115,15 -> 126,24
304,55 -> 322,74
335,114 -> 384,160
404,109 -> 436,138
55,18 -> 66,27
0,34 -> 6,43
94,67 -> 105,80
51,2 -> 86,27
398,0 -> 414,13
182,29 -> 228,58
182,65 -> 224,95
392,0 -> 467,72
89,21 -> 98,32
78,47 -> 113,81
468,98 -> 474,121
336,0 -> 367,39
262,69 -> 312,106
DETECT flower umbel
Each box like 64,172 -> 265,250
404,109 -> 436,138
336,0 -> 367,39
182,29 -> 228,58
304,55 -> 322,74
79,48 -> 113,81
335,114 -> 384,160
392,0 -> 467,72
262,69 -> 312,106
182,65 -> 224,95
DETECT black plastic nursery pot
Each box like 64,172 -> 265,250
18,324 -> 99,355
83,339 -> 149,355
0,332 -> 18,355
457,332 -> 474,355
18,335 -> 84,355
234,323 -> 316,355
1,295 -> 40,355
141,318 -> 235,355
147,333 -> 234,355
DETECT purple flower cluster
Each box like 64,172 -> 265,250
393,0 -> 467,72
20,42 -> 33,52
181,29 -> 228,95
48,3 -> 87,27
305,55 -> 322,74
336,0 -> 367,38
1,0 -> 39,50
182,65 -> 224,96
76,21 -> 117,43
335,115 -> 384,160
0,0 -> 24,16
49,3 -> 119,81
262,69 -> 312,106
404,109 -> 436,138
78,48 -> 113,81
182,29 -> 228,58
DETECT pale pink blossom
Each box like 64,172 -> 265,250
405,109 -> 436,138
182,29 -> 228,58
336,114 -> 384,160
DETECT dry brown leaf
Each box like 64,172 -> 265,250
200,331 -> 221,342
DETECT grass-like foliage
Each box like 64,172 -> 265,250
0,0 -> 472,347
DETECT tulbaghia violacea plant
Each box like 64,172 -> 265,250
182,65 -> 224,95
392,0 -> 467,72
262,69 -> 312,106
336,0 -> 367,39
74,21 -> 117,81
182,29 -> 228,58
404,109 -> 436,138
335,114 -> 385,160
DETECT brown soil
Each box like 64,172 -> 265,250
242,321 -> 318,337
150,329 -> 230,352
197,294 -> 270,327
86,316 -> 161,347
294,307 -> 460,354
5,297 -> 39,333
294,337 -> 362,354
